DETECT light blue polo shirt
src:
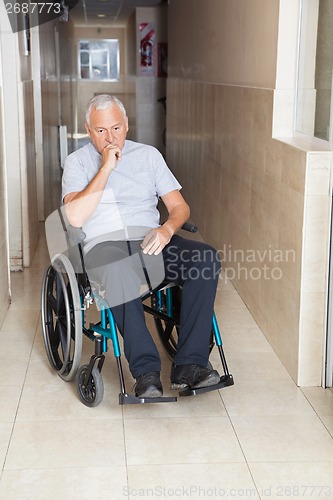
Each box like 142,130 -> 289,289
62,140 -> 182,252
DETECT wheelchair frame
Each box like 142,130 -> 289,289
41,223 -> 234,407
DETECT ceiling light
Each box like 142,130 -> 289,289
97,13 -> 106,17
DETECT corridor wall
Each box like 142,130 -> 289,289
167,0 -> 330,385
0,49 -> 9,326
39,19 -> 75,218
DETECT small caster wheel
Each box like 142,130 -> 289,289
76,364 -> 104,407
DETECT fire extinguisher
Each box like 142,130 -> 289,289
141,39 -> 153,67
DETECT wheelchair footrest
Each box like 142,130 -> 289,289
178,374 -> 234,397
119,393 -> 177,405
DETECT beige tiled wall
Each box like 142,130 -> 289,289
41,78 -> 62,219
168,0 -> 280,88
167,0 -> 332,386
40,20 -> 76,218
167,79 -> 331,385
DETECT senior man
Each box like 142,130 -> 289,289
62,94 -> 221,398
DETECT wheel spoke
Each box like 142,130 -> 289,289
56,318 -> 68,361
163,321 -> 173,341
55,273 -> 64,314
47,293 -> 59,316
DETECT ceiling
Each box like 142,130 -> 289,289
68,0 -> 165,27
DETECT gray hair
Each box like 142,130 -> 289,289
85,94 -> 127,127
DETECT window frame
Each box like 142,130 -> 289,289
78,39 -> 120,82
294,0 -> 333,149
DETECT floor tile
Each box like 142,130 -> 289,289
0,385 -> 22,423
250,462 -> 333,499
0,466 -> 128,500
0,308 -> 39,334
220,326 -> 273,353
16,383 -> 122,422
301,387 -> 333,416
222,380 -> 316,417
7,282 -> 42,309
0,356 -> 29,386
0,423 -> 13,470
124,416 -> 245,465
215,286 -> 248,305
215,306 -> 259,329
232,415 -> 333,462
217,274 -> 235,292
2,230 -> 333,500
0,330 -> 35,358
24,355 -> 68,387
127,463 -> 260,499
225,350 -> 292,382
4,420 -> 125,470
30,322 -> 47,359
321,416 -> 333,437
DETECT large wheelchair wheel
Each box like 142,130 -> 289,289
41,253 -> 82,381
152,286 -> 181,359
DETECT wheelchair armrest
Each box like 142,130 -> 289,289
181,221 -> 198,233
67,225 -> 86,246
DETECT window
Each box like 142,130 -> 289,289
295,0 -> 333,143
79,39 -> 120,81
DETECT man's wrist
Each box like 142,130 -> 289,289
162,222 -> 174,238
100,163 -> 113,175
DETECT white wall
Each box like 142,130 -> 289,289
0,2 -> 38,270
0,16 -> 10,326
135,5 -> 167,152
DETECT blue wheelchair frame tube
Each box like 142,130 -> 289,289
161,288 -> 222,347
166,287 -> 173,316
212,313 -> 222,346
91,299 -> 122,357
156,288 -> 173,317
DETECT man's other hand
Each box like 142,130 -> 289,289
141,227 -> 172,255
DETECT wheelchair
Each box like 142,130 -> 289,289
40,213 -> 234,407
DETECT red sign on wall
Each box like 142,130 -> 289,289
139,22 -> 155,75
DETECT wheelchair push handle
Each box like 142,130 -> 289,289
66,226 -> 86,245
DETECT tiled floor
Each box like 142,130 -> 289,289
0,229 -> 333,499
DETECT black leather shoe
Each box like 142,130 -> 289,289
170,364 -> 220,390
134,372 -> 163,398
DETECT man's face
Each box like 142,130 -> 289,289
85,103 -> 129,154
